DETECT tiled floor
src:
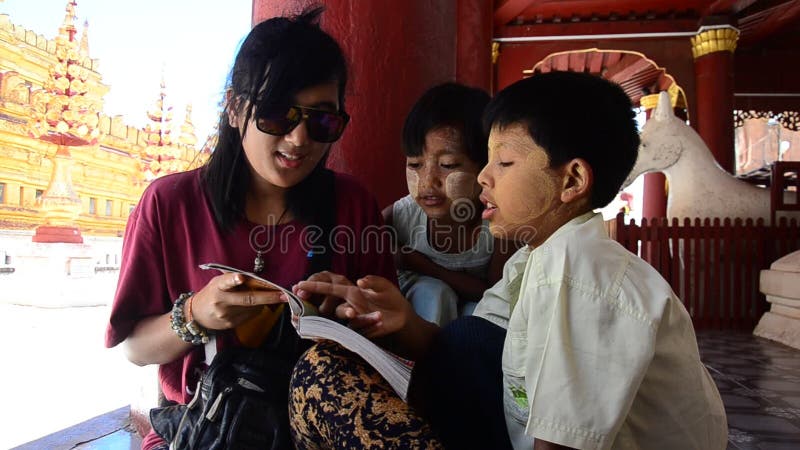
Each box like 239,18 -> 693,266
698,331 -> 800,449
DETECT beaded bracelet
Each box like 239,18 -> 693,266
170,292 -> 210,345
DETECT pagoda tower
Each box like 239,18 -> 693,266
142,76 -> 179,180
178,104 -> 198,148
28,0 -> 102,243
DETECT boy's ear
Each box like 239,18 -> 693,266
225,90 -> 240,129
560,158 -> 593,204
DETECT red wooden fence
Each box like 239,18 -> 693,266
609,213 -> 800,331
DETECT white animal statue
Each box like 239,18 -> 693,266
623,91 -> 771,222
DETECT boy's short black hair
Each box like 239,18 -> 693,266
483,71 -> 640,208
402,82 -> 490,167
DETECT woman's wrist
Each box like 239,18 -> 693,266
170,292 -> 211,345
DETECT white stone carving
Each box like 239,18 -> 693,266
624,91 -> 771,222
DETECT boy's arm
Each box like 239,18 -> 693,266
399,250 -> 489,302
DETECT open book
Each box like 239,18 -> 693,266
199,262 -> 414,402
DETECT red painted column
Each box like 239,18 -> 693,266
640,96 -> 668,219
252,1 -> 458,208
642,174 -> 668,219
456,0 -> 492,91
692,26 -> 739,173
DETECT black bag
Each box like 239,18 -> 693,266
150,308 -> 307,450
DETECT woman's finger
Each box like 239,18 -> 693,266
296,281 -> 369,314
231,289 -> 284,306
216,273 -> 244,291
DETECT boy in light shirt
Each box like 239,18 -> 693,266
294,71 -> 728,450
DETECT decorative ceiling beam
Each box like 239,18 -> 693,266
495,19 -> 699,39
620,72 -> 660,101
568,51 -> 588,72
539,57 -> 553,73
553,54 -> 570,71
740,0 -> 800,45
602,52 -> 622,70
604,53 -> 649,82
587,51 -> 605,73
506,0 -> 707,18
620,67 -> 660,87
495,0 -> 538,27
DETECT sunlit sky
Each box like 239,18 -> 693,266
0,0 -> 251,145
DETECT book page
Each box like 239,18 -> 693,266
199,262 -> 413,401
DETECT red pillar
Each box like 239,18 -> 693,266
642,174 -> 668,219
252,1 -> 459,208
456,0 -> 492,91
640,98 -> 668,219
692,26 -> 738,173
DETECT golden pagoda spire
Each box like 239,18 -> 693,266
178,104 -> 198,147
29,0 -> 101,243
143,74 -> 181,179
59,0 -> 77,41
144,73 -> 173,147
29,0 -> 100,145
79,19 -> 89,55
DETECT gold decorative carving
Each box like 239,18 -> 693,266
691,25 -> 739,59
1,71 -> 29,104
492,41 -> 500,64
734,110 -> 800,132
28,0 -> 101,146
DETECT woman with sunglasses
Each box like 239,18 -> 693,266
105,8 -> 405,450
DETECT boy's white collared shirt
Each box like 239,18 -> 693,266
475,212 -> 727,450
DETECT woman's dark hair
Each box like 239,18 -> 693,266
202,6 -> 346,234
402,82 -> 490,167
483,71 -> 640,208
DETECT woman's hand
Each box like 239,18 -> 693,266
296,275 -> 413,339
191,273 -> 286,330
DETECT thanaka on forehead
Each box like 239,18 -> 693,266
488,125 -> 544,160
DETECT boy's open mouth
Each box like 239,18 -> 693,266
419,195 -> 445,207
480,195 -> 497,219
482,202 -> 497,219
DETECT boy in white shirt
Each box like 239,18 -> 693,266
473,72 -> 728,449
294,71 -> 728,450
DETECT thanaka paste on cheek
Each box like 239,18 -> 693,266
406,169 -> 419,198
503,147 -> 555,224
445,171 -> 479,200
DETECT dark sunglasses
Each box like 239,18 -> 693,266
255,105 -> 350,143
